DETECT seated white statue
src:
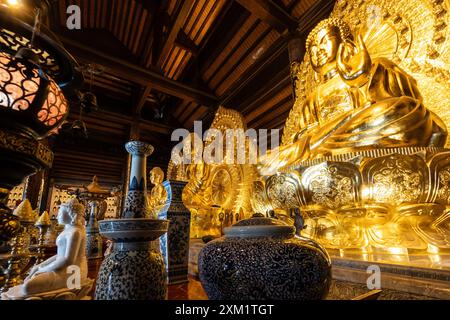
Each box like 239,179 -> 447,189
2,199 -> 90,299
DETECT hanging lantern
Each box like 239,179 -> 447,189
0,48 -> 69,138
0,1 -> 82,243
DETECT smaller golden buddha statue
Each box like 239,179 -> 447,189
85,175 -> 108,194
147,167 -> 168,217
259,18 -> 447,175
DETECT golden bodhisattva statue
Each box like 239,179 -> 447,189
260,18 -> 447,174
148,167 -> 168,217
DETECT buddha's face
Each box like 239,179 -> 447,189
309,26 -> 342,75
57,206 -> 71,225
150,169 -> 163,185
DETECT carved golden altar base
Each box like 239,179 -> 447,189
187,237 -> 450,298
254,146 -> 450,256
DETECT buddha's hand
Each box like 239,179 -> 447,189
337,34 -> 372,87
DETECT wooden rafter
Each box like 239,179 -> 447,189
156,0 -> 195,68
140,0 -> 168,67
136,0 -> 156,13
60,36 -> 218,107
175,29 -> 199,56
235,0 -> 298,33
133,85 -> 153,116
132,1 -> 169,120
219,0 -> 335,107
67,106 -> 175,135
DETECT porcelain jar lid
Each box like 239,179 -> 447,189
223,213 -> 295,238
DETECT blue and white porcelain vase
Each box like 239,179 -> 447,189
198,213 -> 332,300
95,141 -> 169,300
158,180 -> 191,285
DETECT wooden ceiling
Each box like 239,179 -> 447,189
42,0 -> 335,188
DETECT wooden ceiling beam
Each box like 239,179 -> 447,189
156,0 -> 195,68
220,0 -> 335,108
50,174 -> 123,185
219,35 -> 287,107
175,29 -> 199,56
51,166 -> 122,178
52,155 -> 123,165
133,1 -> 170,123
59,37 -> 218,107
52,162 -> 123,172
135,0 -> 157,13
51,157 -> 123,168
52,169 -> 121,178
53,152 -> 123,164
180,0 -> 242,82
141,0 -> 169,67
129,2 -> 171,133
133,85 -> 153,117
241,71 -> 291,116
68,106 -> 174,135
235,0 -> 298,33
296,0 -> 335,35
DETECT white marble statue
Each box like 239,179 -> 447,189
2,199 -> 92,300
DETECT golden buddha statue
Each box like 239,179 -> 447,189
85,176 -> 109,194
177,108 -> 256,238
259,18 -> 447,175
147,167 -> 168,217
252,3 -> 450,258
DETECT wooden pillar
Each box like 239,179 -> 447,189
23,169 -> 47,210
38,170 -> 51,213
43,178 -> 55,214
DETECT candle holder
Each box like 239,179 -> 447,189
1,200 -> 37,292
33,211 -> 51,265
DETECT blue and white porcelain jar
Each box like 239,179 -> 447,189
198,214 -> 331,300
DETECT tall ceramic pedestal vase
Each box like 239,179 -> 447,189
95,141 -> 169,300
158,180 -> 191,284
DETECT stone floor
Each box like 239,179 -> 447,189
87,258 -> 208,300
167,278 -> 437,300
325,280 -> 436,300
4,243 -> 443,300
168,278 -> 208,300
87,258 -> 439,300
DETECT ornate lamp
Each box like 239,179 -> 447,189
33,210 -> 50,265
0,1 -> 81,242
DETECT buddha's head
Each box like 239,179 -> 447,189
149,167 -> 164,186
306,18 -> 353,76
58,198 -> 85,226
